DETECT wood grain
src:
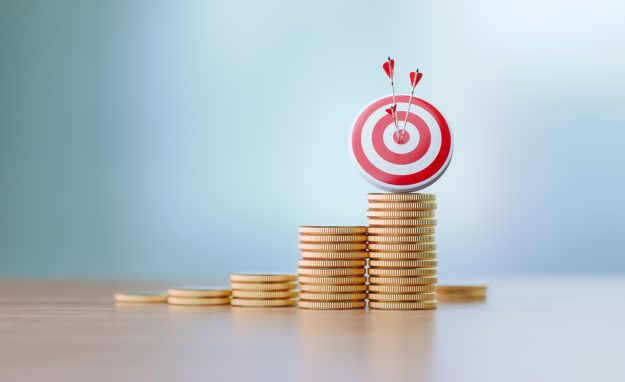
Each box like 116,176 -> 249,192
1,277 -> 624,382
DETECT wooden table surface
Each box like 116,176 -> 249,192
1,276 -> 624,382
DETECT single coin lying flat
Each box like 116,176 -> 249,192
114,291 -> 167,303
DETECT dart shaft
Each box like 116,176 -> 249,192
400,88 -> 416,143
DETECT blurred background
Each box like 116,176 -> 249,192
1,0 -> 624,281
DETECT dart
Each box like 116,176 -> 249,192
385,105 -> 397,118
399,69 -> 423,142
383,57 -> 400,135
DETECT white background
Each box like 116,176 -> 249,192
1,0 -> 624,280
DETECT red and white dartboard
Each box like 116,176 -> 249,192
350,95 -> 453,192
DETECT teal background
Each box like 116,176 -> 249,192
1,0 -> 624,280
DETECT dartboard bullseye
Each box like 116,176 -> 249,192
349,95 -> 453,192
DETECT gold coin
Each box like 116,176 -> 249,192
368,201 -> 437,210
368,292 -> 436,302
369,300 -> 437,310
298,259 -> 366,268
298,300 -> 365,310
368,218 -> 437,227
369,259 -> 438,268
301,251 -> 368,260
301,284 -> 367,293
437,284 -> 487,292
167,287 -> 231,298
437,284 -> 487,297
299,292 -> 367,301
230,274 -> 297,283
114,292 -> 167,303
231,298 -> 297,307
230,282 -> 297,291
368,243 -> 436,252
368,284 -> 436,293
298,267 -> 366,277
299,243 -> 367,251
299,234 -> 367,243
369,276 -> 438,285
366,235 -> 435,243
368,243 -> 437,252
367,210 -> 435,219
232,290 -> 299,299
368,251 -> 437,260
299,226 -> 367,235
167,296 -> 230,306
368,193 -> 436,202
367,227 -> 435,235
369,268 -> 437,277
298,276 -> 366,285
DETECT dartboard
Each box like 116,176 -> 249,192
349,95 -> 453,192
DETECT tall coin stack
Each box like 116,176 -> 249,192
230,274 -> 299,307
366,193 -> 438,310
297,226 -> 368,310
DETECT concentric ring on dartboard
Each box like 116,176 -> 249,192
350,95 -> 453,192
372,112 -> 431,165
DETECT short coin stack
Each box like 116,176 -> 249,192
297,226 -> 368,310
167,287 -> 231,306
367,193 -> 438,310
230,274 -> 298,307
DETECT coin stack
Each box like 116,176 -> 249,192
230,274 -> 298,307
367,193 -> 438,310
167,287 -> 231,306
297,226 -> 368,310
